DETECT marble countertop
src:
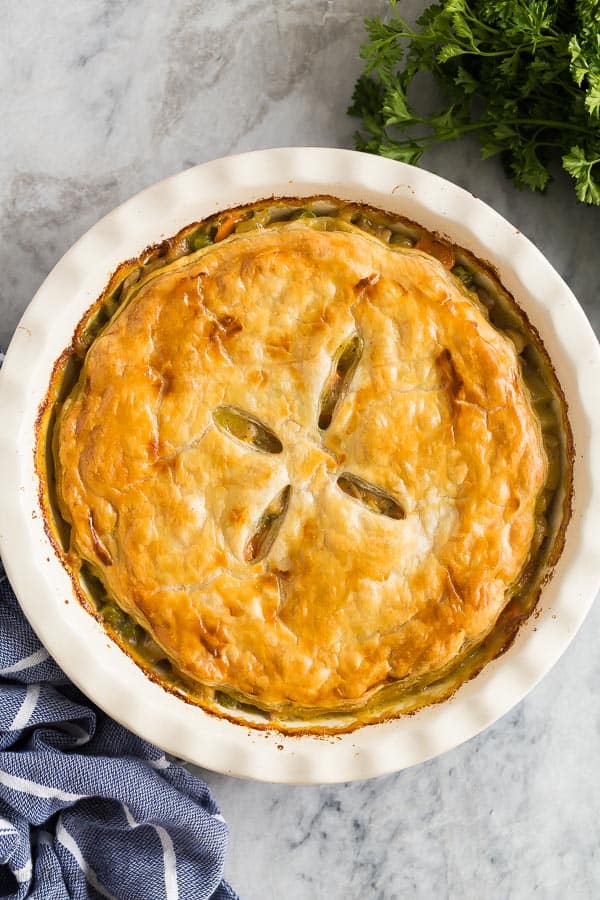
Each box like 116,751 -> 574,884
2,2 -> 599,897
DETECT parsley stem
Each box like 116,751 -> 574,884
459,3 -> 499,36
387,118 -> 588,144
499,119 -> 586,133
445,36 -> 558,58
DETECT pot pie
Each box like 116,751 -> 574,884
38,198 -> 572,732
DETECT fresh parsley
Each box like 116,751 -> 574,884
348,0 -> 600,204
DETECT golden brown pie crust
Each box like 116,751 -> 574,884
53,222 -> 549,711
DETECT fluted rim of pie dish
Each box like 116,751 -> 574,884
0,148 -> 599,783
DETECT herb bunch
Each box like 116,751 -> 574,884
349,0 -> 600,204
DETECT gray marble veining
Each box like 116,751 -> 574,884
203,606 -> 600,899
2,1 -> 599,897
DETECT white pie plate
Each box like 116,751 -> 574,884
0,148 -> 599,784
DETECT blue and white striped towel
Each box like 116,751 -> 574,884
0,560 -> 238,900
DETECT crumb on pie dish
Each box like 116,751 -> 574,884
37,198 -> 572,733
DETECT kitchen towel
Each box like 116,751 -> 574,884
0,559 -> 238,900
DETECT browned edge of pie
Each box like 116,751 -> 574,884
34,194 -> 574,737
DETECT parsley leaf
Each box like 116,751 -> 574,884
563,146 -> 600,203
349,0 -> 600,205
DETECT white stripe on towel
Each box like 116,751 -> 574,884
57,820 -> 117,900
122,803 -> 137,828
57,721 -> 91,747
148,755 -> 170,770
155,825 -> 178,900
13,859 -> 32,883
0,769 -> 85,802
0,648 -> 49,675
0,815 -> 17,834
122,804 -> 178,900
10,684 -> 40,731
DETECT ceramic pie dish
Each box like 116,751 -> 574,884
0,148 -> 599,783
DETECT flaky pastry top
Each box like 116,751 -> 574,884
56,224 -> 547,709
